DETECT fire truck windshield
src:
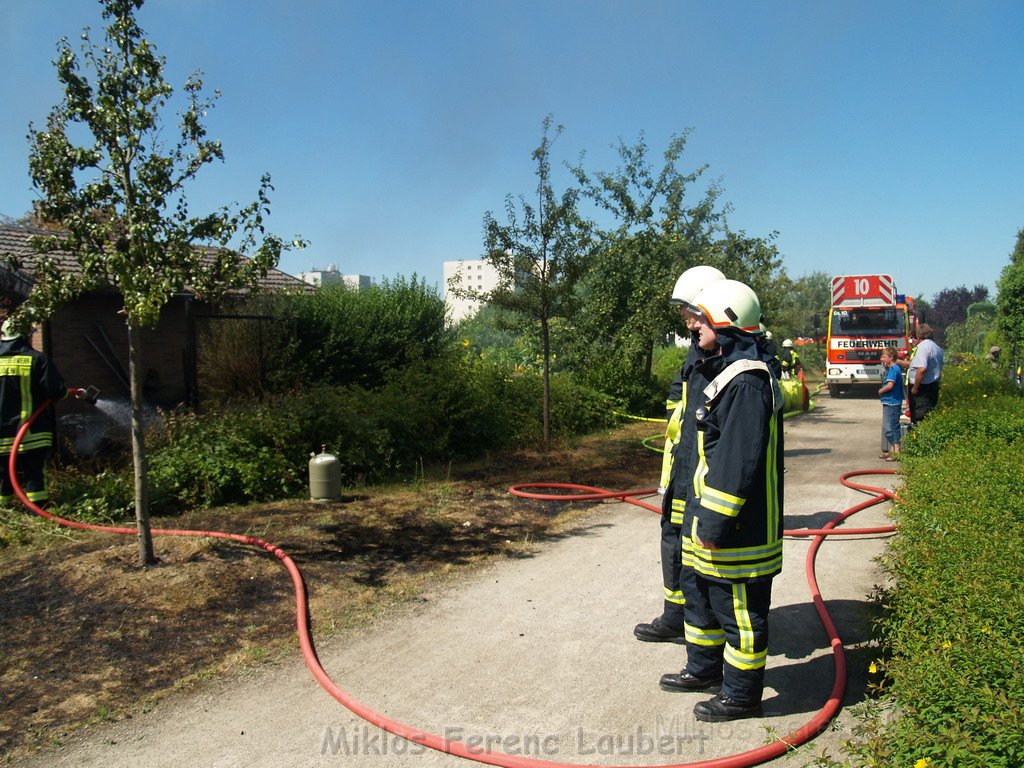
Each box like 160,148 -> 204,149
830,307 -> 907,337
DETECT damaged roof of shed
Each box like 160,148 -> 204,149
0,223 -> 312,295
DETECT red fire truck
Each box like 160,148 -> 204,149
825,274 -> 918,397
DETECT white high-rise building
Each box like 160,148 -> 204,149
298,264 -> 371,290
443,259 -> 499,322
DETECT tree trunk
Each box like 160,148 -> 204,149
127,320 -> 156,566
541,316 -> 551,449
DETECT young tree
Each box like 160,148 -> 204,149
470,116 -> 594,447
8,0 -> 301,565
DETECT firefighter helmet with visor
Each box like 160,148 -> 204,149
690,279 -> 763,335
669,265 -> 725,309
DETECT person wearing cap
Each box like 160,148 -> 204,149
657,279 -> 784,723
0,317 -> 70,507
634,265 -> 726,644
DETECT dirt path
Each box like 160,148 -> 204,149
13,392 -> 897,767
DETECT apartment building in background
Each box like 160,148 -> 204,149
443,259 -> 500,323
297,264 -> 371,291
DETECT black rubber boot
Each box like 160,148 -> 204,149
658,672 -> 723,693
633,617 -> 685,644
693,694 -> 763,722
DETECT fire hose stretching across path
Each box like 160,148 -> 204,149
12,398 -> 897,768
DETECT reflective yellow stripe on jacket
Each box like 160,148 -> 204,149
0,355 -> 53,453
658,381 -> 687,500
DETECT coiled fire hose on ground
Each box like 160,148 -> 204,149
12,398 -> 897,768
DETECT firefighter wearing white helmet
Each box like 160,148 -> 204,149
689,279 -> 764,333
658,279 -> 784,723
669,265 -> 726,308
634,265 -> 724,645
779,338 -> 802,380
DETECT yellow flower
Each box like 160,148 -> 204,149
462,339 -> 470,347
869,661 -> 878,674
915,759 -> 932,768
942,640 -> 952,650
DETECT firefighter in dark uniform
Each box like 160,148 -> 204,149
657,280 -> 784,723
779,338 -> 801,379
634,266 -> 725,644
0,318 -> 70,507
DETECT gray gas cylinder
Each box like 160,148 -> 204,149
308,445 -> 341,501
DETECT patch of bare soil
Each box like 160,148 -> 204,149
0,422 -> 659,762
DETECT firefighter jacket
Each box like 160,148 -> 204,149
0,337 -> 67,455
780,347 -> 801,374
678,332 -> 785,583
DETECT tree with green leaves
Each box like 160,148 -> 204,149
927,284 -> 990,344
708,229 -> 787,321
997,229 -> 1024,357
568,131 -> 726,406
765,270 -> 832,341
469,116 -> 594,447
9,0 -> 301,565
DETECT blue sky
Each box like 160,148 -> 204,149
2,0 -> 1022,302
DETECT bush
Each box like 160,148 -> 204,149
651,344 -> 687,398
270,277 -> 453,391
900,362 -> 1024,458
835,375 -> 1024,766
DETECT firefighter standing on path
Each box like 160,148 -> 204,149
0,318 -> 70,507
657,280 -> 785,723
634,265 -> 726,644
779,338 -> 802,380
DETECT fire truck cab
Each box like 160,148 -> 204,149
826,274 -> 917,398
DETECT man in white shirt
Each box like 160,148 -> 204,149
908,323 -> 943,424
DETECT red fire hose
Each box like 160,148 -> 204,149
12,399 -> 898,768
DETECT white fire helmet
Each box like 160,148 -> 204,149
1,318 -> 20,341
690,279 -> 764,335
782,339 -> 794,348
669,265 -> 725,308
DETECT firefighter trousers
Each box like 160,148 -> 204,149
0,448 -> 49,507
659,514 -> 687,628
683,573 -> 773,705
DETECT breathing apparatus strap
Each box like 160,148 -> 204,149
703,360 -> 783,413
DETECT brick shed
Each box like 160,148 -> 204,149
0,223 -> 312,412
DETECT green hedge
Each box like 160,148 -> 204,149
836,362 -> 1024,766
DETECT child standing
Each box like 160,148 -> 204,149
879,348 -> 904,460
